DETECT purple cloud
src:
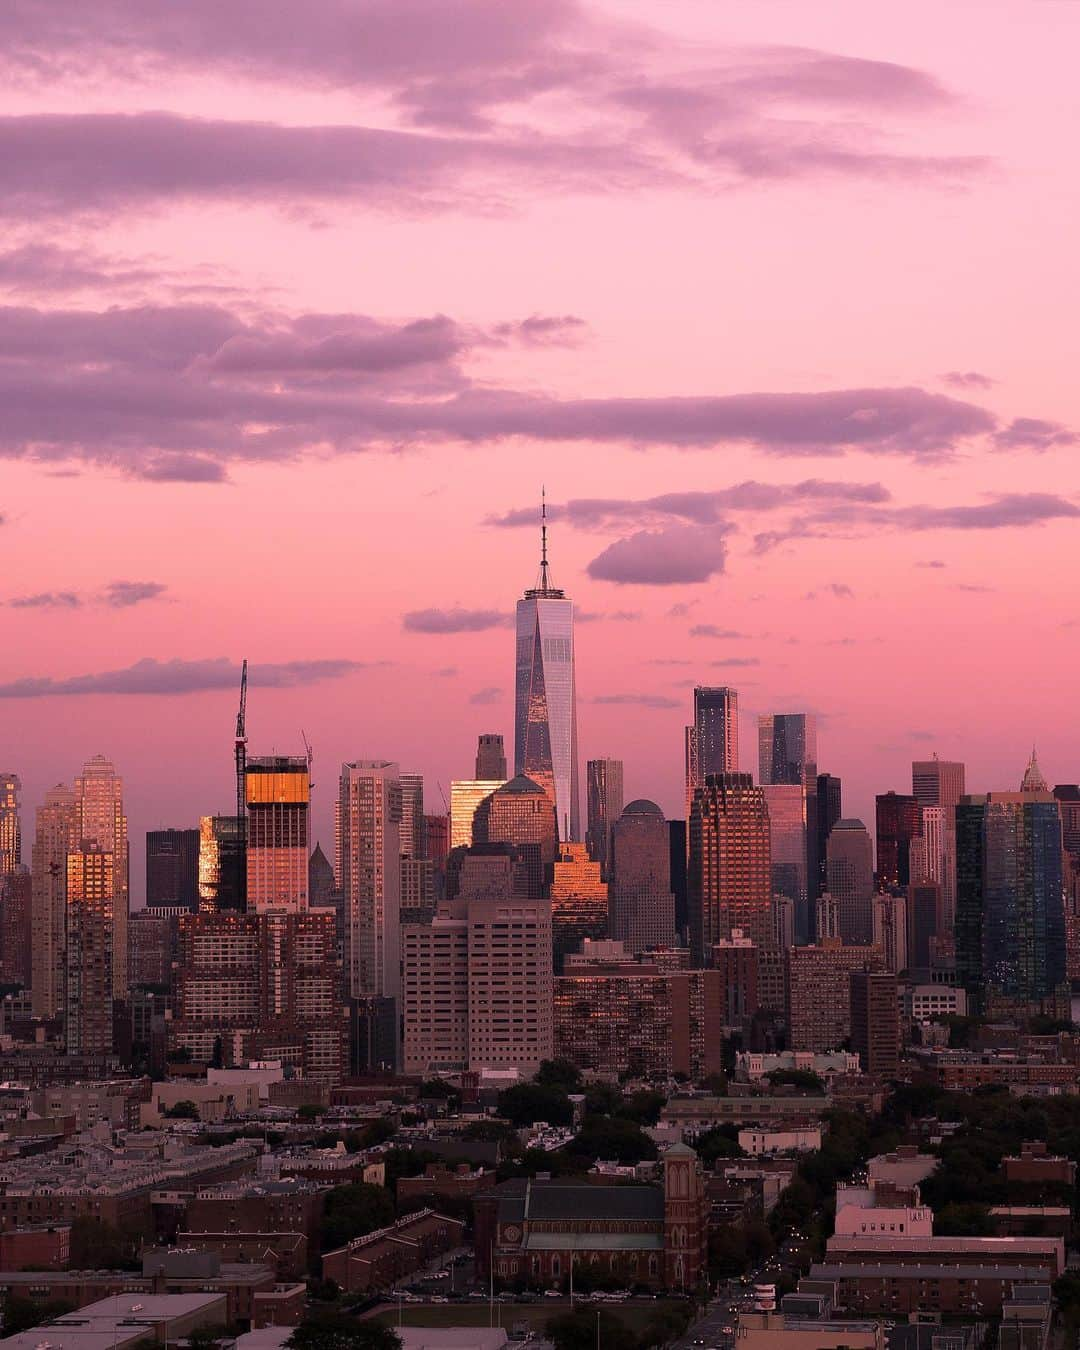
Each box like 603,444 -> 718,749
827,583 -> 854,598
710,657 -> 760,667
0,242 -> 160,296
137,453 -> 229,483
403,607 -> 511,633
491,315 -> 587,346
993,417 -> 1077,451
942,370 -> 996,390
103,580 -> 167,608
469,686 -> 503,705
9,591 -> 82,609
0,655 -> 372,698
592,692 -> 680,709
587,524 -> 729,586
916,559 -> 946,568
689,625 -> 747,639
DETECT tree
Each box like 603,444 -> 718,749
1,1295 -> 75,1336
420,1078 -> 459,1099
546,1307 -> 636,1350
288,1314 -> 401,1350
615,1091 -> 665,1126
536,1058 -> 583,1092
210,1036 -> 225,1070
69,1216 -> 138,1270
187,1326 -> 233,1350
692,1125 -> 744,1167
164,1099 -> 200,1119
565,1115 -> 657,1165
497,1082 -> 574,1128
298,1103 -> 325,1122
765,1069 -> 824,1094
320,1183 -> 396,1252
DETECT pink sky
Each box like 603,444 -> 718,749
1,1 -> 1078,895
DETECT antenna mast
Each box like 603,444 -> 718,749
235,659 -> 248,905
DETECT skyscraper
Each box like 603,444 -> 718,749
912,756 -> 965,929
337,761 -> 402,1026
198,815 -> 246,912
610,799 -> 676,955
74,756 -> 128,999
65,846 -> 115,1054
684,688 -> 738,826
814,773 -> 843,900
688,774 -> 771,960
398,772 -> 434,923
826,818 -> 875,944
245,756 -> 310,912
0,773 -> 20,877
550,842 -> 608,971
475,734 -> 507,781
450,779 -> 506,850
30,784 -> 76,1018
955,786 -> 1066,1010
585,757 -> 624,879
514,506 -> 579,840
875,792 -> 923,889
758,715 -> 817,787
146,828 -> 199,911
872,893 -> 908,974
762,783 -> 807,910
850,969 -> 899,1076
473,774 -> 558,896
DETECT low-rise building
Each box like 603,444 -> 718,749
735,1051 -> 859,1081
0,1225 -> 71,1270
321,1208 -> 465,1293
739,1128 -> 822,1157
1003,1142 -> 1076,1187
0,1292 -> 228,1350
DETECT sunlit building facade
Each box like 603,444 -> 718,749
198,814 -> 245,912
688,774 -> 771,960
0,773 -> 20,877
74,755 -> 128,999
550,841 -> 608,971
245,756 -> 310,912
30,783 -> 77,1018
65,846 -> 115,1055
449,779 -> 505,850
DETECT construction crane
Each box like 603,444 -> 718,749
301,729 -> 314,789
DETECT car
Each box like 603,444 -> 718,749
544,1290 -> 562,1299
721,1327 -> 734,1335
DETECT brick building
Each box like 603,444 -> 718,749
1003,1141 -> 1076,1187
397,1164 -> 497,1206
475,1146 -> 708,1292
850,970 -> 899,1076
788,942 -> 883,1052
0,1225 -> 70,1270
321,1209 -> 465,1293
183,1179 -> 327,1268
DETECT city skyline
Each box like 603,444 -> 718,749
3,3 -> 1080,895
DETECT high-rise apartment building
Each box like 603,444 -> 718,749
398,773 -> 434,924
688,774 -> 771,960
669,820 -> 688,935
684,687 -> 738,826
198,815 -> 245,912
788,942 -> 883,1052
74,755 -> 128,998
1,868 -> 31,988
30,784 -> 76,1018
0,773 -> 20,877
872,894 -> 908,974
245,756 -> 310,912
850,969 -> 900,1076
610,800 -> 676,956
550,842 -> 608,971
956,788 -> 1066,1011
65,847 -> 115,1055
146,828 -> 199,911
337,761 -> 402,1021
876,792 -> 923,889
449,779 -> 505,850
514,515 -> 579,840
475,734 -> 507,781
585,758 -> 624,879
826,819 -> 875,944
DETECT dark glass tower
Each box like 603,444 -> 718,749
585,758 -> 624,879
814,773 -> 842,901
146,828 -> 199,911
875,791 -> 923,889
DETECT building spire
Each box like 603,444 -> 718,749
540,486 -> 550,592
1021,745 -> 1048,793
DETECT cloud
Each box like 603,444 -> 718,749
827,582 -> 854,597
491,315 -> 587,346
689,625 -> 747,639
0,655 -> 370,698
916,559 -> 946,568
469,686 -> 503,705
577,608 -> 642,624
710,657 -> 760,667
942,370 -> 995,390
403,606 -> 511,633
433,666 -> 458,677
9,591 -> 81,609
592,692 -> 680,709
667,602 -> 697,618
992,417 -> 1077,451
587,524 -> 729,585
102,579 -> 167,608
0,242 -> 160,296
136,453 -> 229,483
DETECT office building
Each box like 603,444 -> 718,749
906,882 -> 943,969
337,762 -> 401,1028
876,792 -> 923,889
758,714 -> 817,788
816,893 -> 841,943
826,819 -> 875,945
872,894 -> 908,974
685,687 -> 738,827
549,842 -> 608,971
689,774 -> 772,960
772,894 -> 795,952
146,829 -> 199,911
712,928 -> 761,1027
475,734 -> 507,780
65,847 -> 115,1055
128,908 -> 175,988
0,773 -> 20,877
913,756 -> 965,928
762,784 -> 807,911
815,773 -> 843,900
401,907 -> 470,1075
74,755 -> 129,998
398,773 -> 434,924
850,970 -> 899,1075
514,512 -> 579,840
609,799 -> 676,955
585,757 -> 624,878
956,786 -> 1066,1010
472,775 -> 558,892
449,779 -> 505,850
30,784 -> 77,1018
245,756 -> 310,912
197,815 -> 245,913
788,942 -> 883,1052
0,868 -> 31,988
669,819 -> 688,934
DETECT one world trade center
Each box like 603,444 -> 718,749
514,501 -> 580,841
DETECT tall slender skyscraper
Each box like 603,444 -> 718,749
758,715 -> 817,787
0,774 -> 20,877
758,714 -> 817,940
826,818 -> 875,944
815,773 -> 842,900
912,756 -> 965,931
337,761 -> 402,1015
875,791 -> 922,889
688,773 -> 771,961
610,799 -> 676,955
585,757 -> 624,879
685,688 -> 738,829
74,756 -> 128,999
514,504 -> 580,840
65,846 -> 115,1054
146,828 -> 199,911
31,784 -> 77,1018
